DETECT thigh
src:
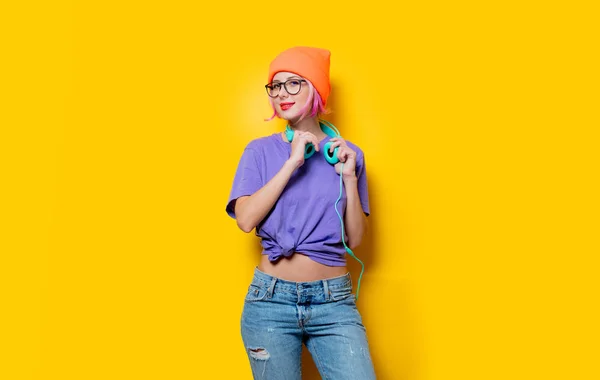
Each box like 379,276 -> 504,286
304,296 -> 376,380
241,284 -> 303,380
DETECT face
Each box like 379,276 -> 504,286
268,71 -> 310,121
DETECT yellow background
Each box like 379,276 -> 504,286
2,1 -> 599,379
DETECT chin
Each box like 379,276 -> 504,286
278,110 -> 301,122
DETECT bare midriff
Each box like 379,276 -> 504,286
258,253 -> 348,282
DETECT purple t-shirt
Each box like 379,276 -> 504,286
226,132 -> 370,266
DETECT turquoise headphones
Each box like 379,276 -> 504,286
285,119 -> 366,300
285,119 -> 341,164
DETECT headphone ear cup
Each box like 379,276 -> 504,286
304,143 -> 316,159
323,142 -> 339,165
287,128 -> 316,159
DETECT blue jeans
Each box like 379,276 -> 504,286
241,267 -> 376,379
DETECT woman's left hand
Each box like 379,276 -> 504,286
328,138 -> 357,179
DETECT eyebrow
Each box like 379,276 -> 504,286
272,76 -> 302,83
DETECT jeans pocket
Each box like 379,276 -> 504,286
329,285 -> 354,302
244,283 -> 269,303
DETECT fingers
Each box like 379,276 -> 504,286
296,131 -> 319,151
327,137 -> 346,152
337,147 -> 347,162
334,162 -> 342,175
328,140 -> 344,152
336,146 -> 356,163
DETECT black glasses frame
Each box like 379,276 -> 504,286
265,79 -> 307,97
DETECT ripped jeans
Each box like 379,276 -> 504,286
240,267 -> 376,379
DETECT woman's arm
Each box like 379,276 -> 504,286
234,131 -> 321,233
234,159 -> 297,233
327,137 -> 369,249
343,176 -> 367,249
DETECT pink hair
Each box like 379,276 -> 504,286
264,79 -> 329,122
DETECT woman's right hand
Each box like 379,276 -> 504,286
288,130 -> 320,169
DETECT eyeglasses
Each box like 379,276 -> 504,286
265,79 -> 307,97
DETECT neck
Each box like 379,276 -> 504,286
287,116 -> 325,139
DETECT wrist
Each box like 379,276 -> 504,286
284,158 -> 302,171
342,174 -> 358,184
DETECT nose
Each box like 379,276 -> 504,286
278,85 -> 289,99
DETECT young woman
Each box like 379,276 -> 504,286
226,46 -> 376,379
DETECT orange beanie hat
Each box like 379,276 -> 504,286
268,46 -> 331,106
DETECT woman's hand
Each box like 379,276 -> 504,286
328,138 -> 357,179
288,130 -> 320,169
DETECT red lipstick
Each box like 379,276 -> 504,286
280,102 -> 295,111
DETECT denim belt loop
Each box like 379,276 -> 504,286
267,277 -> 277,298
323,279 -> 330,301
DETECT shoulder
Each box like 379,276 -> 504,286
241,133 -> 280,155
245,133 -> 280,150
